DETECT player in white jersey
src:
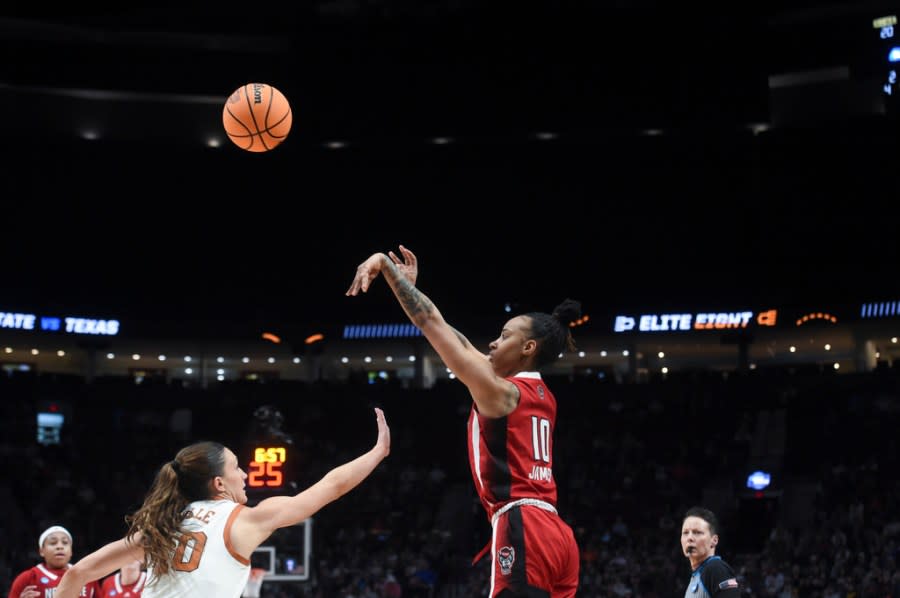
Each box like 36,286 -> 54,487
139,499 -> 247,597
56,407 -> 390,598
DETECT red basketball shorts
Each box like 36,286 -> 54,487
488,504 -> 580,598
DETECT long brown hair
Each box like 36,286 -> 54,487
125,441 -> 226,579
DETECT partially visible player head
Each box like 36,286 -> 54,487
489,299 -> 581,377
126,441 -> 246,579
39,525 -> 73,569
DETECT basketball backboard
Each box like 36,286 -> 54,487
249,518 -> 312,582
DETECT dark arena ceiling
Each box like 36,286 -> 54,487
4,2 -> 900,138
1,3 -> 898,338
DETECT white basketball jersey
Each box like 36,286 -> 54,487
143,499 -> 250,598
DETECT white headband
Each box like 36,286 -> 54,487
39,526 -> 72,549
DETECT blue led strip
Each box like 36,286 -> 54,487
342,324 -> 423,339
860,300 -> 900,319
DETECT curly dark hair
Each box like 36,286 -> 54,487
522,298 -> 582,370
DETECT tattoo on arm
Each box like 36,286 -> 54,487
383,259 -> 434,324
380,258 -> 471,353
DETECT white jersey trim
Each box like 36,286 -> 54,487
512,371 -> 542,380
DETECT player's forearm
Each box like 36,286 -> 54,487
381,255 -> 483,363
381,256 -> 438,328
57,539 -> 142,598
378,254 -> 486,383
316,444 -> 388,501
55,572 -> 88,598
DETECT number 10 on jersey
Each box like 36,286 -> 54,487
249,446 -> 287,488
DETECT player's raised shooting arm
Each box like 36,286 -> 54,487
379,259 -> 516,418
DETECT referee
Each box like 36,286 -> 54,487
681,506 -> 741,597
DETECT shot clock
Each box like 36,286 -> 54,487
247,444 -> 293,493
244,404 -> 297,499
248,446 -> 289,489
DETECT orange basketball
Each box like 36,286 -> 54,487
222,83 -> 292,152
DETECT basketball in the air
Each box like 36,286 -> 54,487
222,83 -> 292,152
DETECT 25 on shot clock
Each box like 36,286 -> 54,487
247,446 -> 291,490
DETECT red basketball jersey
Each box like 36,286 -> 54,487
99,570 -> 147,597
8,564 -> 100,598
467,371 -> 558,521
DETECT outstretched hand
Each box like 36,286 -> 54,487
373,407 -> 391,457
346,245 -> 418,296
389,245 -> 418,286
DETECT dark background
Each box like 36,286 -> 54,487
1,3 -> 899,338
1,9 -> 899,597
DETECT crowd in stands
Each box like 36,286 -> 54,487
1,365 -> 897,597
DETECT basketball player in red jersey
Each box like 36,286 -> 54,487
7,526 -> 100,598
347,245 -> 580,597
99,559 -> 145,597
